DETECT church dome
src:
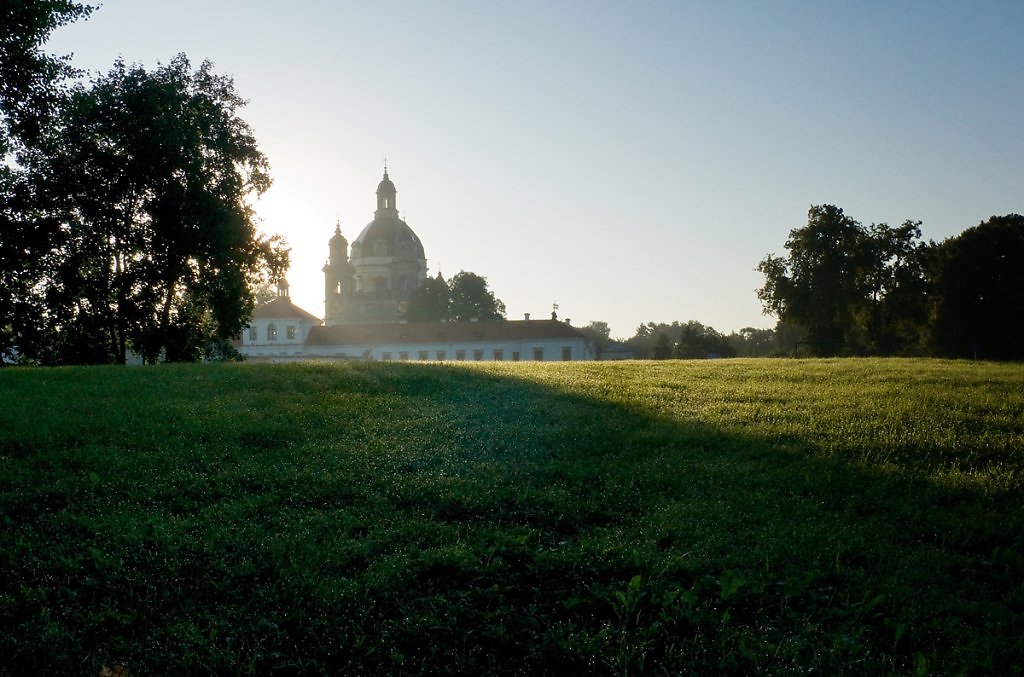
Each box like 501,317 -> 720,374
350,169 -> 425,262
351,213 -> 425,261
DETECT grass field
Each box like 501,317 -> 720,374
1,358 -> 1022,674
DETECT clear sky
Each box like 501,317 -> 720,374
45,1 -> 1024,338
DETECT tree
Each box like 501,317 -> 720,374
10,55 -> 287,364
757,205 -> 930,356
401,270 -> 506,323
757,205 -> 871,355
927,214 -> 1024,359
859,220 -> 932,354
675,320 -> 735,359
1,1 -> 95,362
726,326 -> 779,357
447,271 -> 506,322
1,1 -> 95,142
403,273 -> 450,322
578,320 -> 611,357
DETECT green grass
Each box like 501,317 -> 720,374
1,358 -> 1022,674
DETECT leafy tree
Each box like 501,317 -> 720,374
1,1 -> 95,362
927,214 -> 1024,359
401,270 -> 506,323
578,320 -> 612,356
11,55 -> 287,364
448,271 -> 506,322
725,326 -> 780,357
0,1 -> 95,141
757,205 -> 871,355
757,205 -> 930,356
650,332 -> 672,359
675,320 -> 735,359
859,220 -> 932,354
403,273 -> 450,322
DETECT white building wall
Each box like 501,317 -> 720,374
239,317 -> 317,361
302,337 -> 591,362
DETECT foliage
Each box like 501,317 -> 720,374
927,214 -> 1024,359
402,273 -> 450,322
0,359 -> 1022,674
0,0 -> 95,362
625,321 -> 737,359
577,320 -> 611,356
449,270 -> 506,321
757,205 -> 931,356
403,270 -> 506,322
5,55 -> 287,364
674,320 -> 736,358
725,326 -> 785,357
0,0 -> 95,141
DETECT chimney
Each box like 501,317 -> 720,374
524,313 -> 530,321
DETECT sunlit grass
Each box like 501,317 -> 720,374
1,358 -> 1022,673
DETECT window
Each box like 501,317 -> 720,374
512,351 -> 520,361
493,349 -> 504,361
249,327 -> 257,341
455,350 -> 466,361
473,349 -> 484,361
561,347 -> 572,361
381,352 -> 392,361
533,347 -> 544,361
286,326 -> 296,340
419,351 -> 429,361
267,323 -> 277,341
399,351 -> 409,361
436,351 -> 447,361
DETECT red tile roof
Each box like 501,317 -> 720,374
306,319 -> 584,346
251,297 -> 322,323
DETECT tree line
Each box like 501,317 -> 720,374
1,2 -> 287,365
580,320 -> 789,360
583,205 -> 1022,361
757,205 -> 1023,359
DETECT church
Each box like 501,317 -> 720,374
238,169 -> 593,362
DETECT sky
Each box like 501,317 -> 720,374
44,1 -> 1024,339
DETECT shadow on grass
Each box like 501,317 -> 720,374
0,360 -> 1021,674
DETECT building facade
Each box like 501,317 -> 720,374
323,170 -> 427,324
239,169 -> 594,362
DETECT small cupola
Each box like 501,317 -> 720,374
376,168 -> 397,213
328,220 -> 349,260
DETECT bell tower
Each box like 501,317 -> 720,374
322,221 -> 355,325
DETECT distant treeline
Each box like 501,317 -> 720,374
580,321 -> 787,360
585,206 -> 1023,361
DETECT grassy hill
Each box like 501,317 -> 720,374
1,359 -> 1022,674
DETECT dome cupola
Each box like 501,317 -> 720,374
376,168 -> 397,213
